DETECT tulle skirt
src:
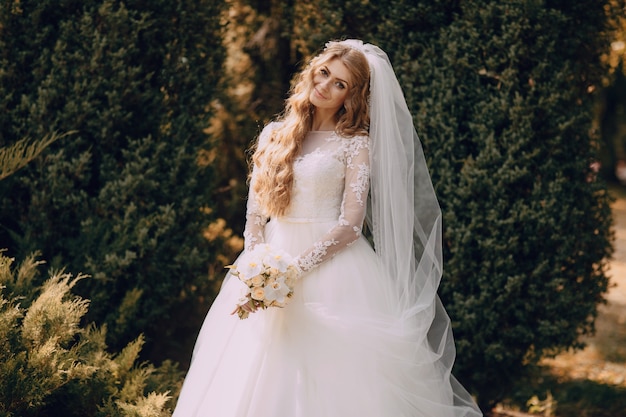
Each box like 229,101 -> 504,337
173,218 -> 482,417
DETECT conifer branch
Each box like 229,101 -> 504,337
0,131 -> 76,181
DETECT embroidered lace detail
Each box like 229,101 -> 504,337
290,134 -> 371,273
342,135 -> 369,169
242,126 -> 370,272
242,123 -> 275,251
243,229 -> 264,251
324,131 -> 340,142
351,162 -> 369,206
244,196 -> 268,251
284,137 -> 345,221
296,238 -> 339,272
337,198 -> 349,226
295,146 -> 324,163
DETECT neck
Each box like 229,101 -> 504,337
311,108 -> 337,131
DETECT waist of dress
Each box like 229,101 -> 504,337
275,215 -> 338,224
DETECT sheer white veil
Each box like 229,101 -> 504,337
326,40 -> 481,415
326,39 -> 443,325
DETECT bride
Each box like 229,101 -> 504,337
172,39 -> 482,417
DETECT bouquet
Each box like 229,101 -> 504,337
227,244 -> 299,319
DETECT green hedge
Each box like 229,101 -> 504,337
402,2 -> 613,407
0,0 -> 226,362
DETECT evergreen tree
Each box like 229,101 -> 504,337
0,0 -> 226,362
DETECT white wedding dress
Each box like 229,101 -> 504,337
172,125 -> 482,417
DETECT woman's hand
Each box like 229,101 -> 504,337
230,299 -> 261,317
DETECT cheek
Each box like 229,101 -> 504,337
335,89 -> 349,104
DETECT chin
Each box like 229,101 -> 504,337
309,93 -> 321,106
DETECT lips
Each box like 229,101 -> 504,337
314,88 -> 326,100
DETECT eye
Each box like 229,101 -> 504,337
335,81 -> 346,90
320,68 -> 329,76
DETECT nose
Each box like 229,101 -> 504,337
319,78 -> 331,91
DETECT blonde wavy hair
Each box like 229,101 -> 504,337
252,43 -> 371,218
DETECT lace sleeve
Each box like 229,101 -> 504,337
294,135 -> 370,273
243,172 -> 267,251
243,123 -> 275,251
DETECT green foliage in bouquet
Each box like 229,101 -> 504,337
0,252 -> 181,417
0,0 -> 226,362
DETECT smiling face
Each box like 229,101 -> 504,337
309,58 -> 353,115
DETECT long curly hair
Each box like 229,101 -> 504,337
252,43 -> 370,218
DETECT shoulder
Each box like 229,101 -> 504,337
339,133 -> 370,150
338,134 -> 370,166
258,121 -> 282,146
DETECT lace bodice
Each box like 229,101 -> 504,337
244,123 -> 370,273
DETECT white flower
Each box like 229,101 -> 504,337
264,276 -> 292,305
228,244 -> 296,319
255,244 -> 272,255
235,285 -> 251,307
251,287 -> 265,301
263,249 -> 292,272
286,264 -> 300,280
250,275 -> 264,287
237,259 -> 263,280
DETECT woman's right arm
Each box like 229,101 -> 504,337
242,123 -> 275,251
243,171 -> 267,251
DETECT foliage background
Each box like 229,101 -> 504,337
0,0 -> 229,363
0,0 -> 623,414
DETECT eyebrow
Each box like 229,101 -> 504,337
323,65 -> 349,86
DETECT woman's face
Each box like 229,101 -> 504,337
309,58 -> 352,114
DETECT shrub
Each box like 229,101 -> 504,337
0,252 -> 181,417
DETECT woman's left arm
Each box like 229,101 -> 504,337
294,135 -> 370,273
